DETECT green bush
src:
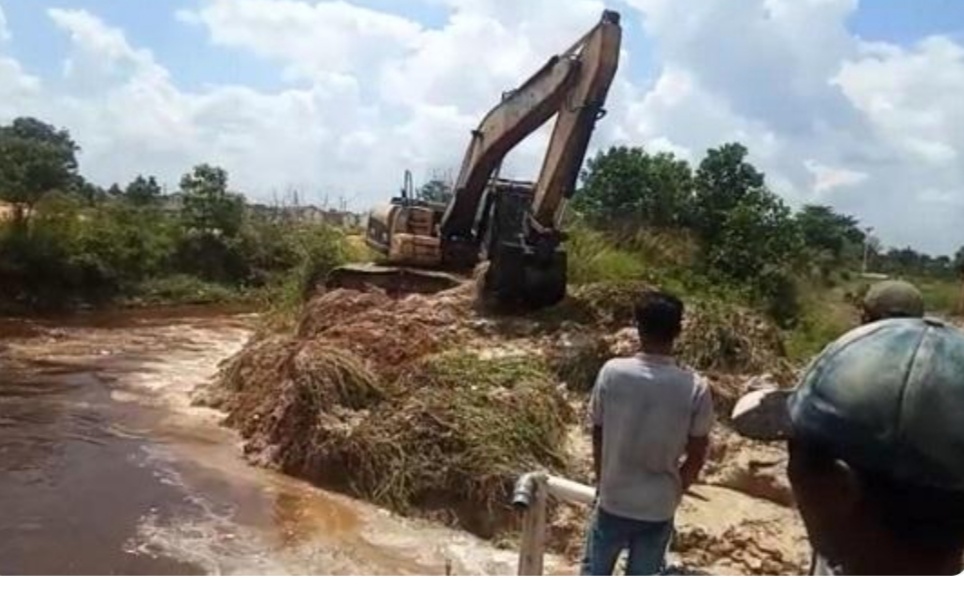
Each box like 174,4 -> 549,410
133,274 -> 239,305
0,193 -> 353,312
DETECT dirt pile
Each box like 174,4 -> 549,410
295,286 -> 474,379
204,283 -> 570,538
604,300 -> 793,378
201,278 -> 806,574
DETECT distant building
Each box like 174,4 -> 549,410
245,203 -> 362,228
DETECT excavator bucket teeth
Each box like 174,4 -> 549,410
324,264 -> 463,297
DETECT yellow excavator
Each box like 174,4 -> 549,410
327,10 -> 622,309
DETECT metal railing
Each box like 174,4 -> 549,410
510,472 -> 596,576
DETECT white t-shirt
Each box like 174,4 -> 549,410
590,354 -> 715,522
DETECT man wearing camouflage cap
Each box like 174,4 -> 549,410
732,278 -> 929,575
731,316 -> 964,575
860,279 -> 925,324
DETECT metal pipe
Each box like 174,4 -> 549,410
511,472 -> 543,510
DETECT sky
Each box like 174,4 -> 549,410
1,1 -> 963,254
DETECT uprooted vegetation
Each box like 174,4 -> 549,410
199,275 -> 803,573
206,286 -> 569,535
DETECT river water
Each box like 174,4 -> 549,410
0,306 -> 523,576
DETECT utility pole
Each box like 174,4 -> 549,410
862,226 -> 874,276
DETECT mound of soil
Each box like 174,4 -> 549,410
204,283 -> 571,538
200,278 -> 806,574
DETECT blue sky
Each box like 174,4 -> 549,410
1,0 -> 964,253
2,0 -> 282,91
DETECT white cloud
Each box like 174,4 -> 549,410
170,0 -> 610,187
0,3 -> 42,121
5,8 -> 403,203
616,0 -> 964,253
2,1 -> 964,253
834,36 -> 964,167
177,0 -> 423,82
804,160 -> 868,194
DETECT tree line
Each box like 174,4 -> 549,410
570,143 -> 962,323
0,116 -> 345,312
2,114 -> 959,317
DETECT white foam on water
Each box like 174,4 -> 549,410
91,314 -> 543,576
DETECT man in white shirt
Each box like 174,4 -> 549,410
581,290 -> 714,576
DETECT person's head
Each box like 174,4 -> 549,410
732,318 -> 964,575
634,290 -> 684,352
860,280 -> 925,324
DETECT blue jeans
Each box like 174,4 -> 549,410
580,505 -> 673,576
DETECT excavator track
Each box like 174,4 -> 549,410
324,263 -> 465,297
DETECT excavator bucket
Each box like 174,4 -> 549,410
482,245 -> 567,310
323,263 -> 464,297
478,182 -> 568,310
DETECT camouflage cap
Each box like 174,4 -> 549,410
731,317 -> 964,491
862,280 -> 925,320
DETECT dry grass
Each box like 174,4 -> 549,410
677,300 -> 789,375
205,287 -> 573,538
290,341 -> 384,410
322,351 -> 571,536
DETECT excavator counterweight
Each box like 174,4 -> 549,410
326,10 -> 622,309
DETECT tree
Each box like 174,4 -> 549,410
573,146 -> 693,230
691,143 -> 765,243
0,117 -> 80,223
125,175 -> 162,207
706,189 -> 802,282
179,164 -> 244,237
955,247 -> 964,278
419,178 -> 454,205
76,180 -> 108,207
795,204 -> 866,279
796,205 -> 863,260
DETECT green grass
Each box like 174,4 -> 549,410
914,277 -> 960,315
566,225 -> 648,285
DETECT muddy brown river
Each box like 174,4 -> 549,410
0,306 -> 523,575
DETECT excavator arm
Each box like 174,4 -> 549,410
440,56 -> 578,241
475,10 -> 622,309
441,10 -> 622,243
531,11 -> 622,230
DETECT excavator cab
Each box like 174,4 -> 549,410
365,170 -> 444,266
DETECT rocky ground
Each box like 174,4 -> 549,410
195,279 -> 810,575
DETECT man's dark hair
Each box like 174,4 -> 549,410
794,439 -> 964,553
634,290 -> 684,343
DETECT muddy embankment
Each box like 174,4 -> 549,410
195,280 -> 811,575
